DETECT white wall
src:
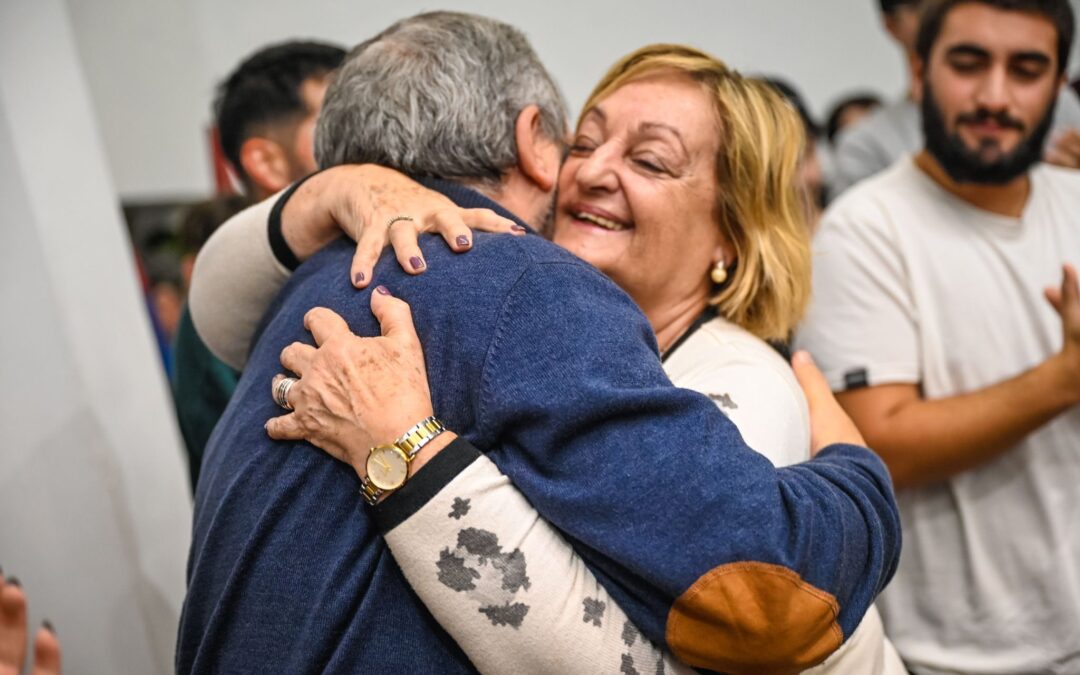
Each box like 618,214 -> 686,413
0,0 -> 193,671
62,0 -> 1080,201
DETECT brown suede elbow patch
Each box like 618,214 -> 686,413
666,561 -> 842,675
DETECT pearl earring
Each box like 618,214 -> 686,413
710,260 -> 728,285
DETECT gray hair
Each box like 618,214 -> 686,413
315,11 -> 568,186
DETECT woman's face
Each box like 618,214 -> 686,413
553,73 -> 729,313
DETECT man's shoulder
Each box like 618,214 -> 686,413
821,159 -> 924,233
1033,163 -> 1080,194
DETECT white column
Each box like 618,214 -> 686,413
0,0 -> 193,672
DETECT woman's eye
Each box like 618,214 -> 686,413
635,158 -> 664,173
568,143 -> 594,155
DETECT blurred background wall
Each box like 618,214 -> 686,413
72,0 -> 1080,203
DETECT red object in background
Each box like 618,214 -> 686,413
209,126 -> 238,195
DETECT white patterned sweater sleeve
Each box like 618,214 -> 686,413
383,452 -> 693,675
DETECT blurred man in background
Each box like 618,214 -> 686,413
214,40 -> 346,199
172,40 -> 345,489
798,1 -> 1080,671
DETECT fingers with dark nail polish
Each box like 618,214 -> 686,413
375,285 -> 392,296
456,235 -> 470,247
354,272 -> 365,285
7,576 -> 20,588
42,619 -> 56,635
409,256 -> 425,270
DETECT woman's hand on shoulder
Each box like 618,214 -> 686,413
282,164 -> 525,290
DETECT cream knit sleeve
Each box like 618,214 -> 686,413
187,194 -> 290,370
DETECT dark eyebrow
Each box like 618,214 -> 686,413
945,44 -> 991,60
945,43 -> 1052,68
639,122 -> 689,156
1009,51 -> 1052,68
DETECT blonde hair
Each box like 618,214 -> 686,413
582,45 -> 811,340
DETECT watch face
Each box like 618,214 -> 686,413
366,446 -> 409,490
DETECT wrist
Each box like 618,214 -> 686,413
354,416 -> 452,505
280,169 -> 348,261
1046,350 -> 1080,406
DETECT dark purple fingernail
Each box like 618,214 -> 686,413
456,235 -> 470,247
353,272 -> 365,285
410,256 -> 425,270
7,576 -> 20,588
42,619 -> 55,635
375,285 -> 391,296
511,225 -> 527,233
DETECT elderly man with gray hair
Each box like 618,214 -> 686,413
178,11 -> 899,674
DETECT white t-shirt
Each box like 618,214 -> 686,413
796,158 -> 1080,674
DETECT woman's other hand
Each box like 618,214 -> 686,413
266,288 -> 449,479
791,351 -> 867,455
0,573 -> 61,675
282,165 -> 524,289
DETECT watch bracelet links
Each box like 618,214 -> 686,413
360,416 -> 446,506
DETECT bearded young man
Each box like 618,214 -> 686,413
797,0 -> 1080,672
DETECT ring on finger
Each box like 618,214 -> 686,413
274,376 -> 299,410
386,215 -> 414,231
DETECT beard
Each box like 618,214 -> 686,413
921,83 -> 1055,185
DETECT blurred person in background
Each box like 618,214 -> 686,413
0,572 -> 61,675
826,93 -> 884,145
831,0 -> 1080,196
171,195 -> 250,489
214,40 -> 345,200
761,76 -> 827,229
797,0 -> 1080,671
170,41 -> 345,490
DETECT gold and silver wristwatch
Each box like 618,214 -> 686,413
360,416 -> 446,506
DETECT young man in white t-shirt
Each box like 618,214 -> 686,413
797,0 -> 1080,672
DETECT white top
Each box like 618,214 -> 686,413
830,88 -> 1080,197
796,158 -> 1080,674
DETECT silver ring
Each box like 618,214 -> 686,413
386,215 -> 415,231
274,377 -> 299,410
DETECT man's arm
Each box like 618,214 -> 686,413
471,261 -> 900,674
837,265 -> 1080,490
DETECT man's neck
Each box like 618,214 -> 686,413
913,151 -> 1031,218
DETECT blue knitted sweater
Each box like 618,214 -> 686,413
178,179 -> 900,674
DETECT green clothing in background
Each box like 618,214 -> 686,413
172,304 -> 239,490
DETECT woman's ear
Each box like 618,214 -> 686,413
239,136 -> 291,195
514,104 -> 559,192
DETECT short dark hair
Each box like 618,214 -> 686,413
214,40 -> 346,184
825,93 -> 884,143
880,0 -> 921,15
916,0 -> 1075,74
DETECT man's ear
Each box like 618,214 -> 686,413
239,136 -> 291,196
514,105 -> 559,192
